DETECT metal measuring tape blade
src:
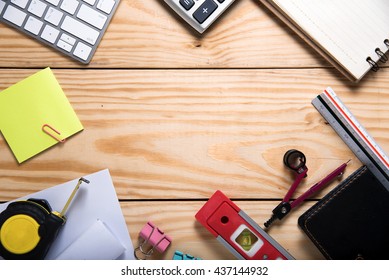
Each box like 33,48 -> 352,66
312,87 -> 389,191
0,177 -> 89,259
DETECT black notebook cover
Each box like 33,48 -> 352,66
298,166 -> 389,260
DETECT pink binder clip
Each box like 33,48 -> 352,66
134,221 -> 172,260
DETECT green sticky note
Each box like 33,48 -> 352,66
0,68 -> 83,163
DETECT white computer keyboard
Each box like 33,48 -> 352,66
164,0 -> 235,33
0,0 -> 120,64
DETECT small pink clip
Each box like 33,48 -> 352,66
42,124 -> 66,143
134,221 -> 172,260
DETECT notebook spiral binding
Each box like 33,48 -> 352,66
366,39 -> 389,72
376,48 -> 388,63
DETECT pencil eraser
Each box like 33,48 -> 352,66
55,219 -> 125,260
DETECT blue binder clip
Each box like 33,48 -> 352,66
172,250 -> 201,260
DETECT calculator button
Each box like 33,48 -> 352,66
179,0 -> 194,11
193,0 -> 218,24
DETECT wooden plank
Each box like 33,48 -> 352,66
123,200 -> 325,260
0,69 -> 388,201
0,0 -> 326,68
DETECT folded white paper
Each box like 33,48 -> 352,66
55,220 -> 125,260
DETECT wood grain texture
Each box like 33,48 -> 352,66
0,69 -> 388,201
0,0 -> 327,68
1,0 -> 389,260
123,201 -> 324,260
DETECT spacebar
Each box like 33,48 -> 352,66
61,16 -> 99,45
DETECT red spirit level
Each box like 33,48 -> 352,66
195,190 -> 294,260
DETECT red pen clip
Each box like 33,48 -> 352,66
264,149 -> 349,228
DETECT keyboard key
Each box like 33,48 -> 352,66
41,24 -> 60,43
193,0 -> 218,24
45,6 -> 64,26
73,41 -> 92,61
11,0 -> 29,9
83,0 -> 96,5
57,40 -> 73,52
3,5 -> 27,26
97,0 -> 115,14
24,16 -> 44,35
0,0 -> 6,14
60,0 -> 79,15
60,33 -> 76,45
45,0 -> 60,6
61,15 -> 99,45
180,0 -> 194,11
0,0 -> 119,63
77,4 -> 107,29
28,0 -> 48,17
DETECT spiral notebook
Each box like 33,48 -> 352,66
259,0 -> 389,82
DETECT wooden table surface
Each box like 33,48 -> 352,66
1,0 -> 388,260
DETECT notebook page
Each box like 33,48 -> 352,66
272,0 -> 389,81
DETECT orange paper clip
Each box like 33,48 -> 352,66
42,124 -> 66,143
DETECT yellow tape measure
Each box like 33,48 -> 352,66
0,178 -> 89,259
1,214 -> 40,254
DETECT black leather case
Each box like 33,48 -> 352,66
298,166 -> 389,259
